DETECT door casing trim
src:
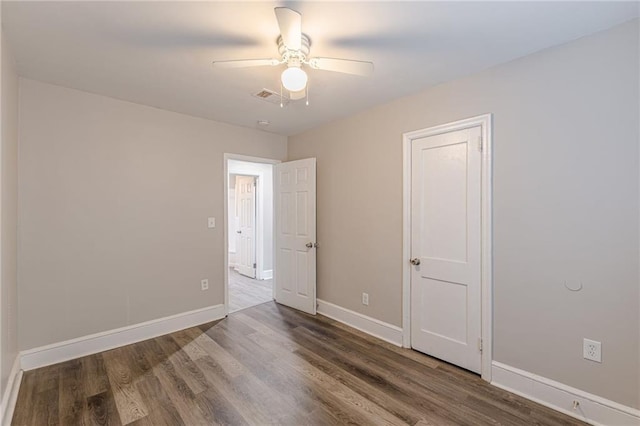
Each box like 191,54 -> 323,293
401,114 -> 493,382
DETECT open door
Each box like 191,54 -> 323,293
274,158 -> 316,315
235,175 -> 257,278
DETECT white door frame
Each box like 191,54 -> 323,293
402,114 -> 493,382
223,153 -> 281,316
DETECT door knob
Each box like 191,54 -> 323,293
410,258 -> 421,266
236,230 -> 242,234
306,242 -> 313,248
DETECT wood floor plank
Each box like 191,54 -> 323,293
102,347 -> 149,424
196,354 -> 295,424
27,364 -> 61,426
244,321 -> 423,425
85,390 -> 122,426
154,334 -> 209,395
187,330 -> 247,379
252,322 -> 462,425
59,359 -> 84,424
11,370 -> 38,426
170,328 -> 208,361
12,301 -> 587,426
194,354 -> 266,424
202,326 -> 311,424
82,354 -> 110,397
208,323 -> 325,421
193,382 -> 251,426
31,387 -> 59,426
214,317 -> 409,425
135,374 -> 185,426
290,323 -> 490,425
136,338 -> 206,425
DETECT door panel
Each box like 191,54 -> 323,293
411,126 -> 482,373
236,176 -> 256,278
275,158 -> 317,315
420,142 -> 468,263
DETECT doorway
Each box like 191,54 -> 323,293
402,114 -> 493,381
225,155 -> 278,313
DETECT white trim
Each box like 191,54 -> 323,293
402,134 -> 412,348
402,114 -> 493,382
491,362 -> 640,426
1,356 -> 22,426
317,299 -> 403,347
262,269 -> 273,280
21,304 -> 225,371
224,154 -> 280,316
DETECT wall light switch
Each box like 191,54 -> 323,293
208,217 -> 215,228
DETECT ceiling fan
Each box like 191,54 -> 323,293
212,7 -> 374,102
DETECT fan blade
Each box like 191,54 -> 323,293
308,57 -> 374,76
212,59 -> 280,68
274,7 -> 302,51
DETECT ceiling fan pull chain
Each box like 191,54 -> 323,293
305,83 -> 310,106
280,81 -> 284,108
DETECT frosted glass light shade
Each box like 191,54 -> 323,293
281,67 -> 308,92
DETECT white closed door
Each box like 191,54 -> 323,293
236,175 -> 256,278
411,126 -> 482,373
274,158 -> 316,315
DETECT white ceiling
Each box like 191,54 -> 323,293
4,1 -> 638,136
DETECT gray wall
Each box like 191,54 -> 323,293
0,28 -> 19,399
289,20 -> 640,408
18,79 -> 287,350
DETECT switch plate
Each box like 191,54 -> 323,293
208,217 -> 215,228
362,293 -> 369,306
583,338 -> 601,362
201,279 -> 209,291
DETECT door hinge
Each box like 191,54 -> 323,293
477,136 -> 483,152
253,263 -> 256,268
478,338 -> 483,352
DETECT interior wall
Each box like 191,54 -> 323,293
288,19 -> 640,408
18,79 -> 287,350
0,27 -> 19,400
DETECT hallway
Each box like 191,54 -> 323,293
228,267 -> 273,313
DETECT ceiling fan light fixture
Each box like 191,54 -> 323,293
281,66 -> 308,92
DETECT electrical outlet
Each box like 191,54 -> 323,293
207,217 -> 216,228
583,338 -> 601,362
201,279 -> 209,291
362,292 -> 369,306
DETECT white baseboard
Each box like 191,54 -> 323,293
21,304 -> 226,371
261,269 -> 273,280
1,355 -> 22,426
491,361 -> 640,426
316,299 -> 403,347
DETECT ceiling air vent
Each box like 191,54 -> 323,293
252,88 -> 289,106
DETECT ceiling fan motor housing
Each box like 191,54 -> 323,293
278,33 -> 311,60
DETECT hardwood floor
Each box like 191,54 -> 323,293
228,267 -> 273,313
12,302 -> 586,425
